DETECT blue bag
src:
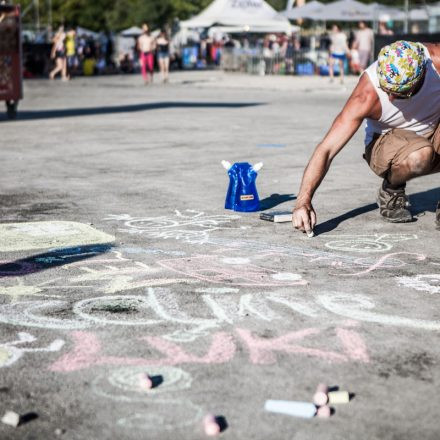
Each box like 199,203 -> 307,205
222,161 -> 262,212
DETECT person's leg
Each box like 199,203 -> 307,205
329,56 -> 334,81
164,56 -> 170,82
61,58 -> 68,80
146,53 -> 154,82
49,58 -> 62,79
140,52 -> 148,83
339,59 -> 344,84
364,129 -> 436,222
158,57 -> 165,82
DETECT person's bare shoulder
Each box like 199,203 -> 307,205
344,72 -> 381,120
425,43 -> 440,71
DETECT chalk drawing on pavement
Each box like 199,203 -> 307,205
317,292 -> 440,331
157,255 -> 308,287
0,332 -> 65,368
116,400 -> 203,431
0,279 -> 62,301
104,210 -> 242,244
0,221 -> 115,252
397,274 -> 440,295
92,366 -> 192,401
324,234 -> 418,253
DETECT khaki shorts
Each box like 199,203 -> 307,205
364,123 -> 440,178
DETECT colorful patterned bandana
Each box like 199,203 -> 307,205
377,41 -> 427,94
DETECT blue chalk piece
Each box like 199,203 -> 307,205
224,162 -> 260,212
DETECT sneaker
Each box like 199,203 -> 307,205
376,181 -> 413,223
436,201 -> 440,230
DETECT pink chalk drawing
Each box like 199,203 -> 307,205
157,255 -> 308,287
49,331 -> 236,372
333,252 -> 426,277
236,327 -> 370,364
105,210 -> 243,244
49,325 -> 369,373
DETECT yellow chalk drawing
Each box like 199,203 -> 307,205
0,347 -> 12,366
0,280 -> 62,302
0,221 -> 115,252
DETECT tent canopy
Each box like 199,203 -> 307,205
310,0 -> 372,21
180,0 -> 294,33
120,26 -> 143,37
282,0 -> 324,20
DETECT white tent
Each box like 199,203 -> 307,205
76,26 -> 99,38
310,0 -> 372,21
120,26 -> 143,37
282,0 -> 324,20
180,0 -> 294,33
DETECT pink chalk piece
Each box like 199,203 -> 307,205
138,373 -> 153,390
204,414 -> 220,436
313,383 -> 329,406
316,405 -> 331,418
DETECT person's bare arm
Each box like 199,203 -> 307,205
425,43 -> 440,71
292,73 -> 380,234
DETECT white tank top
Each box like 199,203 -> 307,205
364,45 -> 440,146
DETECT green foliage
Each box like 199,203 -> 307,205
12,0 -> 440,31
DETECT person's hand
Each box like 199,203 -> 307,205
292,202 -> 316,235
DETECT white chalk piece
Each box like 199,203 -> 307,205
313,383 -> 329,406
307,230 -> 315,238
1,411 -> 20,427
138,373 -> 153,390
253,162 -> 263,172
264,400 -> 316,418
316,405 -> 331,418
328,391 -> 350,404
203,414 -> 220,436
221,160 -> 232,170
259,211 -> 292,223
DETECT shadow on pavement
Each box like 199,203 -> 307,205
260,193 -> 296,211
1,101 -> 264,121
0,243 -> 113,277
315,186 -> 439,235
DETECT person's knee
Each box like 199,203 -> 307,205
405,147 -> 434,175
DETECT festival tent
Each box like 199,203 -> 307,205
120,26 -> 143,37
180,0 -> 294,33
309,0 -> 373,21
282,0 -> 324,20
76,26 -> 99,38
366,3 -> 429,22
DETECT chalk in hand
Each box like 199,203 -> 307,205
1,411 -> 20,427
264,400 -> 316,419
313,383 -> 329,406
307,230 -> 315,238
203,414 -> 220,436
138,373 -> 153,390
328,390 -> 350,404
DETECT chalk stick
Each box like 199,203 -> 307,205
203,414 -> 220,436
313,383 -> 329,406
138,373 -> 153,390
328,391 -> 350,404
316,405 -> 331,418
307,230 -> 315,238
264,400 -> 316,418
1,411 -> 20,427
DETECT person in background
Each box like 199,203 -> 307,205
349,40 -> 361,75
138,23 -> 156,85
328,24 -> 349,84
65,29 -> 76,79
354,21 -> 374,70
156,29 -> 170,83
49,26 -> 68,80
378,21 -> 394,36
